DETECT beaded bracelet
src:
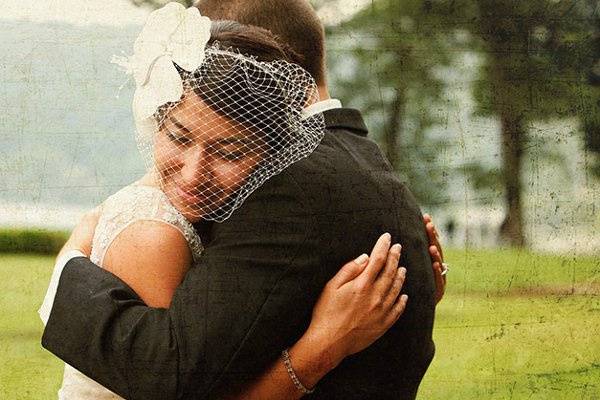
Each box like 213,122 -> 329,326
281,348 -> 315,394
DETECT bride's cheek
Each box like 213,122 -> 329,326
226,164 -> 254,189
155,143 -> 181,175
203,167 -> 226,191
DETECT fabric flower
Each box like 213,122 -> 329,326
120,2 -> 211,120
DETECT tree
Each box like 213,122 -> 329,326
467,0 -> 598,246
583,0 -> 600,177
337,0 -> 598,246
328,0 -> 457,205
356,0 -> 597,246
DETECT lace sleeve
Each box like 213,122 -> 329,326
90,184 -> 203,267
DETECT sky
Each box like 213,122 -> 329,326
1,0 -> 372,26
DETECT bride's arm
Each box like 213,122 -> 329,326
102,224 -> 406,399
101,220 -> 192,308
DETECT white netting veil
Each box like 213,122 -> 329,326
133,42 -> 325,222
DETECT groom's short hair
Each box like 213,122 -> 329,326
195,0 -> 326,85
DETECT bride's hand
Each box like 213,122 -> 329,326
423,214 -> 446,304
304,233 -> 408,369
57,207 -> 101,259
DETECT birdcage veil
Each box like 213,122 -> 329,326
116,3 -> 325,222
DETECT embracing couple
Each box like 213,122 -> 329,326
40,1 -> 448,399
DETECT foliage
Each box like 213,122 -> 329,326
338,0 -> 600,246
328,0 -> 459,205
471,0 -> 598,244
0,229 -> 68,255
467,0 -> 598,121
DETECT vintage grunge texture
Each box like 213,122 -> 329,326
1,0 -> 599,399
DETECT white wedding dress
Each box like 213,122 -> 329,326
57,181 -> 203,399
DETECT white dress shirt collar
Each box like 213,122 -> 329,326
301,98 -> 343,119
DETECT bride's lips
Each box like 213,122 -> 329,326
175,185 -> 205,206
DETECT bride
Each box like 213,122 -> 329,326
41,3 -> 446,399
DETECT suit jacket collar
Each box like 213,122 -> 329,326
323,108 -> 368,137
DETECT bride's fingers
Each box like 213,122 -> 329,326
330,253 -> 370,288
374,243 -> 401,293
423,213 -> 432,226
429,245 -> 443,265
425,222 -> 436,245
385,293 -> 408,327
360,233 -> 392,284
433,261 -> 446,304
383,266 -> 406,309
426,221 -> 444,262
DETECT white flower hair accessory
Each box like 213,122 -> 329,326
113,2 -> 211,120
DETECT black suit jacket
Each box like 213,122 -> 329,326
42,108 -> 436,399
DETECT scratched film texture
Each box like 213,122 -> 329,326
1,0 -> 599,399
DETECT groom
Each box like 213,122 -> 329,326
42,1 -> 437,398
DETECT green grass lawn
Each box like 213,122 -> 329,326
420,249 -> 600,399
1,250 -> 599,399
0,254 -> 63,399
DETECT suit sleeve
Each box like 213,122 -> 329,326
42,171 -> 323,400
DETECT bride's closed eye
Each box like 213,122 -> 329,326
162,116 -> 194,146
214,148 -> 245,161
165,127 -> 192,146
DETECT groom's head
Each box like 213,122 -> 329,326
195,0 -> 326,87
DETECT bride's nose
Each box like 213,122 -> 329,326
180,147 -> 212,187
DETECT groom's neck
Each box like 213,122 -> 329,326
317,85 -> 331,101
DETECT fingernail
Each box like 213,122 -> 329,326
354,253 -> 369,266
392,243 -> 401,252
382,232 -> 391,242
398,267 -> 406,276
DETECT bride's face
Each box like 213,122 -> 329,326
153,90 -> 267,222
